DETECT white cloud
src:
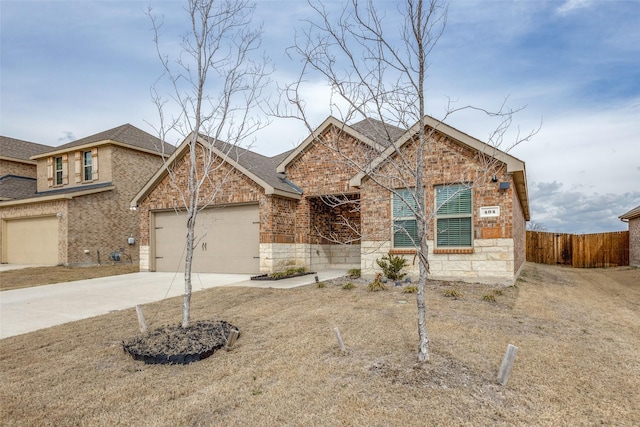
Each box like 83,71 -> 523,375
556,0 -> 593,16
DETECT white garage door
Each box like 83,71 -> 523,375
5,216 -> 58,264
154,205 -> 260,274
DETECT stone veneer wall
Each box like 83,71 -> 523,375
260,242 -> 360,273
361,238 -> 516,285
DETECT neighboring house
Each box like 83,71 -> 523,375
0,124 -> 174,265
133,116 -> 529,285
620,205 -> 640,267
0,136 -> 53,201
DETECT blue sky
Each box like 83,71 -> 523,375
1,0 -> 639,233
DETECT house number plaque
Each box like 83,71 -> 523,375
479,206 -> 500,218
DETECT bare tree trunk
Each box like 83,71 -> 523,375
149,0 -> 270,328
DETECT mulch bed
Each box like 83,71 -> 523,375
250,272 -> 316,281
122,320 -> 239,365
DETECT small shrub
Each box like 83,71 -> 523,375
347,268 -> 361,279
442,289 -> 463,299
376,254 -> 409,281
403,285 -> 418,294
317,282 -> 325,288
367,273 -> 387,292
284,266 -> 306,276
270,271 -> 286,279
493,289 -> 503,296
342,282 -> 356,290
482,293 -> 496,303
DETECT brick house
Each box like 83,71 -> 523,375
620,205 -> 640,267
133,116 -> 529,285
0,124 -> 174,265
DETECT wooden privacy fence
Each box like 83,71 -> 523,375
526,231 -> 629,268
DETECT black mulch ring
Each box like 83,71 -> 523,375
122,320 -> 239,365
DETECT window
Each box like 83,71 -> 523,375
435,184 -> 472,247
54,156 -> 63,186
392,188 -> 418,248
83,151 -> 92,181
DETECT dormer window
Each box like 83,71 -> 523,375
83,151 -> 92,181
54,156 -> 63,186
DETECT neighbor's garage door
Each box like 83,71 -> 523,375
153,205 -> 260,274
5,216 -> 58,264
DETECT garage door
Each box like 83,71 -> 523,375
154,205 -> 260,274
5,216 -> 58,264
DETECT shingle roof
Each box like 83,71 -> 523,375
203,136 -> 301,195
0,136 -> 52,162
350,118 -> 406,146
620,205 -> 640,221
0,175 -> 38,200
33,124 -> 175,158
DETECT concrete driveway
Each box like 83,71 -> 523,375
0,269 -> 347,339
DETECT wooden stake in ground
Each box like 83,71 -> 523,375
334,327 -> 346,352
497,344 -> 518,386
225,329 -> 239,351
135,305 -> 148,335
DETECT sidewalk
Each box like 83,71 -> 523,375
0,269 -> 347,339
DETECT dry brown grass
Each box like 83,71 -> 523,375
1,263 -> 639,426
0,263 -> 139,291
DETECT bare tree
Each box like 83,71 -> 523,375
148,0 -> 270,328
527,221 -> 547,231
283,0 -> 537,362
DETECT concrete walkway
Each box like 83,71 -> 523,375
0,269 -> 347,339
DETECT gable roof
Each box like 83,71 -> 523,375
131,133 -> 302,208
349,115 -> 530,220
0,136 -> 52,164
620,205 -> 640,221
276,116 -> 384,173
31,124 -> 175,159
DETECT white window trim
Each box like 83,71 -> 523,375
83,151 -> 93,182
54,156 -> 63,186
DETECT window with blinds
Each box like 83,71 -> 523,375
392,188 -> 418,248
435,184 -> 472,247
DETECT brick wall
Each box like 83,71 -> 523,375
62,145 -> 164,265
0,159 -> 36,178
629,217 -> 640,267
285,125 -> 371,246
512,180 -> 526,274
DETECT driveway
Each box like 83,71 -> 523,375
0,269 -> 347,339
